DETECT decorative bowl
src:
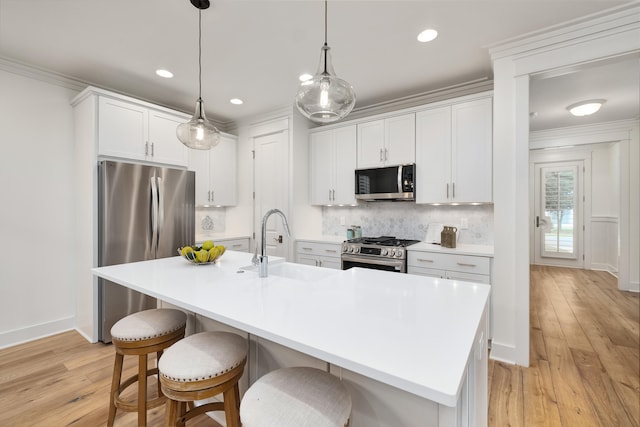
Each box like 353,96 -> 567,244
178,243 -> 225,265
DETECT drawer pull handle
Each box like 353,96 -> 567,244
325,249 -> 337,253
457,262 -> 477,267
232,244 -> 242,248
302,247 -> 313,251
417,258 -> 434,263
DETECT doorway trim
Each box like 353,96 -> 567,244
489,4 -> 640,366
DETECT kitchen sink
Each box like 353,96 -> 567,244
241,261 -> 338,281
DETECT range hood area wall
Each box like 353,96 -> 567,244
322,203 -> 494,245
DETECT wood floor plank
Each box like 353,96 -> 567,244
488,361 -> 524,426
544,335 -> 601,426
522,359 -> 562,427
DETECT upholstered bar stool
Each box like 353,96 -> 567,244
108,308 -> 187,426
240,367 -> 352,427
158,331 -> 247,427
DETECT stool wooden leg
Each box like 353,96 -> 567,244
223,384 -> 241,427
138,353 -> 148,426
166,399 -> 179,427
156,350 -> 164,399
107,352 -> 124,426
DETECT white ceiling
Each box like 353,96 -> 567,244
0,0 -> 637,130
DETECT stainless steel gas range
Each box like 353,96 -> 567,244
341,236 -> 420,273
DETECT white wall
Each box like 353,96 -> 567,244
0,66 -> 81,348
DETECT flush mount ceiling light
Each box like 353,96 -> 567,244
567,99 -> 606,117
229,98 -> 243,105
417,28 -> 438,43
176,0 -> 220,150
295,0 -> 356,124
155,69 -> 174,78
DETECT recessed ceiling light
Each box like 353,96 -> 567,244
299,73 -> 313,82
155,69 -> 174,78
230,98 -> 243,105
417,29 -> 438,43
567,99 -> 606,116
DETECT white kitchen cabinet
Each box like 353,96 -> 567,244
407,249 -> 492,339
98,96 -> 189,167
215,237 -> 250,253
310,125 -> 356,205
416,97 -> 492,204
295,240 -> 342,269
357,113 -> 415,168
189,134 -> 237,206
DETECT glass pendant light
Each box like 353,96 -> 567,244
177,0 -> 220,150
295,0 -> 356,124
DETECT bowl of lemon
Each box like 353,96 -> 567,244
178,240 -> 226,265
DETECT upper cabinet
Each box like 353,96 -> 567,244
416,97 -> 492,204
357,113 -> 415,168
310,125 -> 357,205
189,134 -> 237,206
98,96 -> 189,167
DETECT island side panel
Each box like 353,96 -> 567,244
329,365 -> 439,426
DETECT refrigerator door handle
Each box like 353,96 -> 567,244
150,175 -> 159,257
156,175 -> 164,257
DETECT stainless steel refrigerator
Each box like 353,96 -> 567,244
98,160 -> 195,343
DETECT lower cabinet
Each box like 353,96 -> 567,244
407,250 -> 492,339
295,240 -> 342,269
197,237 -> 250,253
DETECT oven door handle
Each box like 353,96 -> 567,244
341,254 -> 404,268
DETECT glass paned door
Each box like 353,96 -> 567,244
534,161 -> 583,266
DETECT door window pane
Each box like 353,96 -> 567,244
542,166 -> 577,257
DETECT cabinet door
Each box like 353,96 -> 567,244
451,98 -> 492,203
332,125 -> 357,205
148,110 -> 189,167
384,114 -> 415,165
297,254 -> 319,267
188,148 -> 211,205
357,120 -> 385,168
318,256 -> 341,270
310,131 -> 333,205
415,106 -> 452,203
98,97 -> 147,161
210,135 -> 237,206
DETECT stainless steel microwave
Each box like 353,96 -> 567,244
355,164 -> 415,201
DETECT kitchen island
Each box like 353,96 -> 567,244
93,251 -> 490,427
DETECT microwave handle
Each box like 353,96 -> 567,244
397,165 -> 402,193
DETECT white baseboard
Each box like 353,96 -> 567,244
590,263 -> 618,275
488,341 -> 522,366
626,281 -> 640,293
0,316 -> 75,350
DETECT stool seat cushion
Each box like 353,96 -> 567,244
111,308 -> 187,342
159,331 -> 246,382
240,367 -> 351,427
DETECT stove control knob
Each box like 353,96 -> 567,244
390,249 -> 396,257
381,248 -> 388,256
396,249 -> 404,258
353,246 -> 360,253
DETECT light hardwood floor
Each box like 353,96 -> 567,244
489,266 -> 639,427
0,266 -> 637,426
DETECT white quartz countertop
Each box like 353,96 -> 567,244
92,251 -> 489,407
409,242 -> 494,257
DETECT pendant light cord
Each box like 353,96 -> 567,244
198,8 -> 202,100
323,0 -> 328,74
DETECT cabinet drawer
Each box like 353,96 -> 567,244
216,238 -> 249,252
408,251 -> 490,275
296,241 -> 341,258
407,266 -> 444,279
446,271 -> 490,284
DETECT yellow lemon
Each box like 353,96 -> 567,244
195,249 -> 209,263
202,240 -> 215,251
181,246 -> 193,257
209,247 -> 220,261
216,245 -> 226,255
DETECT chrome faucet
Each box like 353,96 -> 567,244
259,209 -> 291,278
